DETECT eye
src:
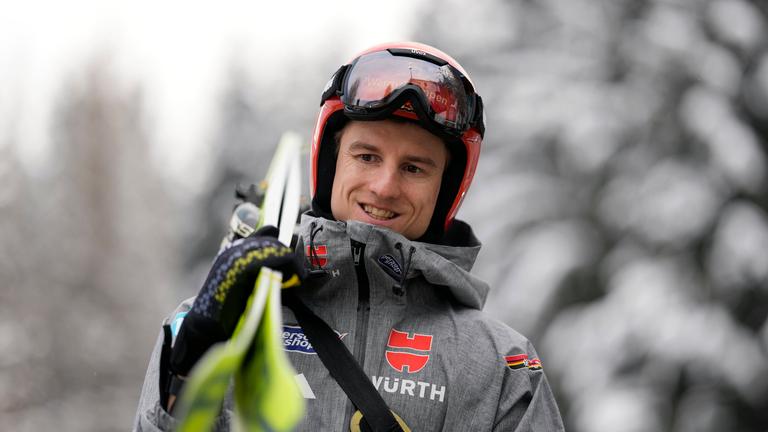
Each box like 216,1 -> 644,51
404,164 -> 424,174
348,150 -> 381,165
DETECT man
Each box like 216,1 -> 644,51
134,41 -> 564,431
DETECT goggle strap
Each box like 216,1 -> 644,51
320,64 -> 349,106
473,95 -> 485,137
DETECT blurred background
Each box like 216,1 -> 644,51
2,0 -> 768,430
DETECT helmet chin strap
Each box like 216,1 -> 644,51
416,137 -> 465,244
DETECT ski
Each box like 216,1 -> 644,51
175,132 -> 306,432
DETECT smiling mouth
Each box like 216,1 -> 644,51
361,204 -> 397,220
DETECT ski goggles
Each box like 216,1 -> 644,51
321,49 -> 485,137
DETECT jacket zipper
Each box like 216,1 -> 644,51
343,240 -> 370,429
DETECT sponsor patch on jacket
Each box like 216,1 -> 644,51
527,358 -> 543,370
283,325 -> 346,354
372,375 -> 446,403
305,245 -> 328,267
385,328 -> 433,374
377,254 -> 402,280
505,353 -> 543,371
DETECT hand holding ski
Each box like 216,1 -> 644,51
174,132 -> 306,432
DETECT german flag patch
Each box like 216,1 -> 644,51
505,354 -> 543,371
505,354 -> 528,370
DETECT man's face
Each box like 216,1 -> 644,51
330,119 -> 448,240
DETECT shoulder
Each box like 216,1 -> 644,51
439,309 -> 564,425
471,316 -> 564,429
451,309 -> 544,376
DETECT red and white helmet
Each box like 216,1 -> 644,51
309,41 -> 485,241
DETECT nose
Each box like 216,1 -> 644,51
368,165 -> 401,200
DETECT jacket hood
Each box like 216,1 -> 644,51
299,214 -> 490,310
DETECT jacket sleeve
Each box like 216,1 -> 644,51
132,299 -> 233,432
492,344 -> 565,431
132,325 -> 180,431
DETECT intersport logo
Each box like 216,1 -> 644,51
385,328 -> 433,374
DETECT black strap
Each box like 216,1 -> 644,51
159,324 -> 173,409
282,289 -> 403,432
159,325 -> 190,415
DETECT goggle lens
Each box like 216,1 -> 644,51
338,50 -> 479,135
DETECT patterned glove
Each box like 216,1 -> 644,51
170,227 -> 303,376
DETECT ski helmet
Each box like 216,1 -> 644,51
310,41 -> 485,241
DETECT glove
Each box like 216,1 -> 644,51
170,227 -> 304,377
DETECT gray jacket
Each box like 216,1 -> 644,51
134,215 -> 565,431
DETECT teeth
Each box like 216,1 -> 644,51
363,205 -> 395,219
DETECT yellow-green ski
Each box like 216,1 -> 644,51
175,132 -> 305,431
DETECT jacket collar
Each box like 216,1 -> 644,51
299,214 -> 490,310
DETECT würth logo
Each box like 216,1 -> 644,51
305,245 -> 328,267
385,329 -> 433,374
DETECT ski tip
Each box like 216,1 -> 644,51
278,131 -> 303,149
